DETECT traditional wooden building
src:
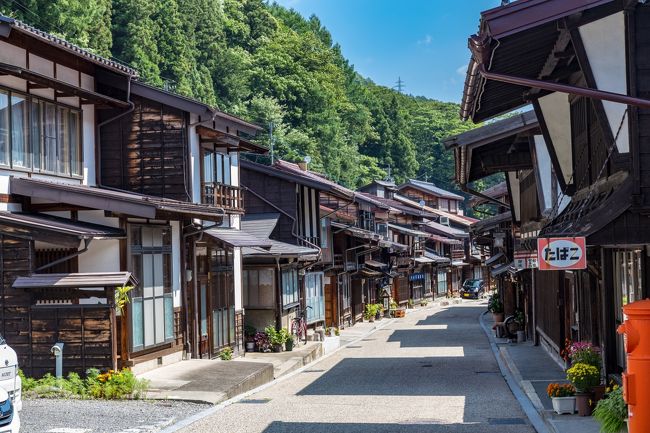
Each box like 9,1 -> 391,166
0,16 -> 242,376
458,0 -> 650,374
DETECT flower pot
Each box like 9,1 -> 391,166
551,396 -> 576,415
516,330 -> 525,343
272,344 -> 283,353
368,316 -> 375,323
375,311 -> 382,321
285,339 -> 294,352
246,341 -> 255,352
575,392 -> 592,416
493,312 -> 505,323
590,384 -> 607,406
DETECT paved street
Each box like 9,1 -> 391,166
173,302 -> 535,433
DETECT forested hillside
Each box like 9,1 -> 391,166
0,0 -> 481,191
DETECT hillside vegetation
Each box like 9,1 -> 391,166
1,0 -> 482,191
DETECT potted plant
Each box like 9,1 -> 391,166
254,331 -> 271,353
244,324 -> 256,352
566,362 -> 600,416
593,386 -> 627,433
283,329 -> 294,352
547,383 -> 576,414
420,298 -> 429,307
567,341 -> 605,403
375,303 -> 384,320
487,293 -> 504,323
407,298 -> 414,309
364,304 -> 377,322
514,310 -> 525,343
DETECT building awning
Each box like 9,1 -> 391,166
388,223 -> 432,238
364,259 -> 388,269
205,228 -> 272,248
491,262 -> 517,277
0,211 -> 125,247
452,261 -> 469,267
13,272 -> 138,289
0,62 -> 130,108
379,239 -> 409,252
428,233 -> 462,245
240,213 -> 318,259
485,252 -> 506,267
10,177 -> 224,221
414,256 -> 435,264
424,250 -> 451,264
472,213 -> 512,234
355,267 -> 384,278
196,125 -> 267,154
331,221 -> 379,241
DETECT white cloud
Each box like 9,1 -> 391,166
456,64 -> 468,76
417,34 -> 433,45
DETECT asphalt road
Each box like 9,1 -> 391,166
174,301 -> 536,433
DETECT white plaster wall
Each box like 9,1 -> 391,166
507,171 -> 521,222
77,210 -> 121,274
538,93 -> 572,186
172,221 -> 182,308
231,214 -> 241,230
189,114 -> 201,204
28,54 -> 53,77
56,64 -> 78,86
82,104 -> 96,185
234,247 -> 243,310
80,73 -> 94,92
231,153 -> 239,187
0,76 -> 26,92
0,41 -> 25,67
579,12 -> 629,153
534,135 -> 553,211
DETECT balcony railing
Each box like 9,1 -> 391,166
202,182 -> 244,212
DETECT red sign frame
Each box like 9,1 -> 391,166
537,237 -> 587,271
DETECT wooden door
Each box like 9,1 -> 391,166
197,275 -> 210,359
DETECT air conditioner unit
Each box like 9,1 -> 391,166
439,216 -> 450,226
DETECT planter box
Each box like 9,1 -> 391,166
394,309 -> 406,318
322,336 -> 340,355
552,396 -> 576,415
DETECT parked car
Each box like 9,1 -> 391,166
0,386 -> 19,433
460,279 -> 485,299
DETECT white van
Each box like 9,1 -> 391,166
0,338 -> 21,433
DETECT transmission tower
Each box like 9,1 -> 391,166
394,77 -> 405,94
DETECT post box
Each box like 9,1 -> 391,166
617,299 -> 650,433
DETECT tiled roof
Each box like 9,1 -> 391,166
0,15 -> 136,76
274,160 -> 355,199
400,179 -> 463,200
241,214 -> 318,258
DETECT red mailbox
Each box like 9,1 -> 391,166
617,299 -> 650,433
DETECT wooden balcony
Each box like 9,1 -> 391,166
202,182 -> 244,212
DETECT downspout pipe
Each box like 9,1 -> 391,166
35,238 -> 92,272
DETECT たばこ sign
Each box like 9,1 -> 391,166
537,237 -> 586,271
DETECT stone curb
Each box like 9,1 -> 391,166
479,311 -> 552,433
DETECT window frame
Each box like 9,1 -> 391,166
281,267 -> 300,309
128,224 -> 175,353
243,267 -> 276,310
0,85 -> 82,178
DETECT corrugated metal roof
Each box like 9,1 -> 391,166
13,272 -> 137,289
364,259 -> 388,269
331,221 -> 379,241
424,250 -> 451,264
399,179 -> 463,200
428,234 -> 463,246
0,15 -> 136,76
241,213 -> 318,258
0,211 -> 125,239
422,219 -> 468,238
10,177 -> 224,220
205,228 -> 272,248
387,223 -> 430,238
274,160 -> 355,199
241,213 -> 280,239
414,256 -> 435,264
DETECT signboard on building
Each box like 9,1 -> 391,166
409,272 -> 425,281
537,237 -> 586,271
514,250 -> 538,270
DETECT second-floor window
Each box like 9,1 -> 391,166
358,210 -> 375,231
0,89 -> 81,177
203,149 -> 236,186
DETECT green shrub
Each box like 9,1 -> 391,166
219,347 -> 233,361
594,387 -> 627,433
21,367 -> 148,400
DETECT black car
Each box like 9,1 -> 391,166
460,279 -> 485,299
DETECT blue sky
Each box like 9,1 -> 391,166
273,0 -> 501,103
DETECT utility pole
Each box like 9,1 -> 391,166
269,122 -> 275,164
394,77 -> 405,94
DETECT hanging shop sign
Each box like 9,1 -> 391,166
537,237 -> 586,271
514,250 -> 538,270
409,272 -> 425,281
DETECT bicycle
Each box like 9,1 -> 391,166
291,306 -> 312,345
